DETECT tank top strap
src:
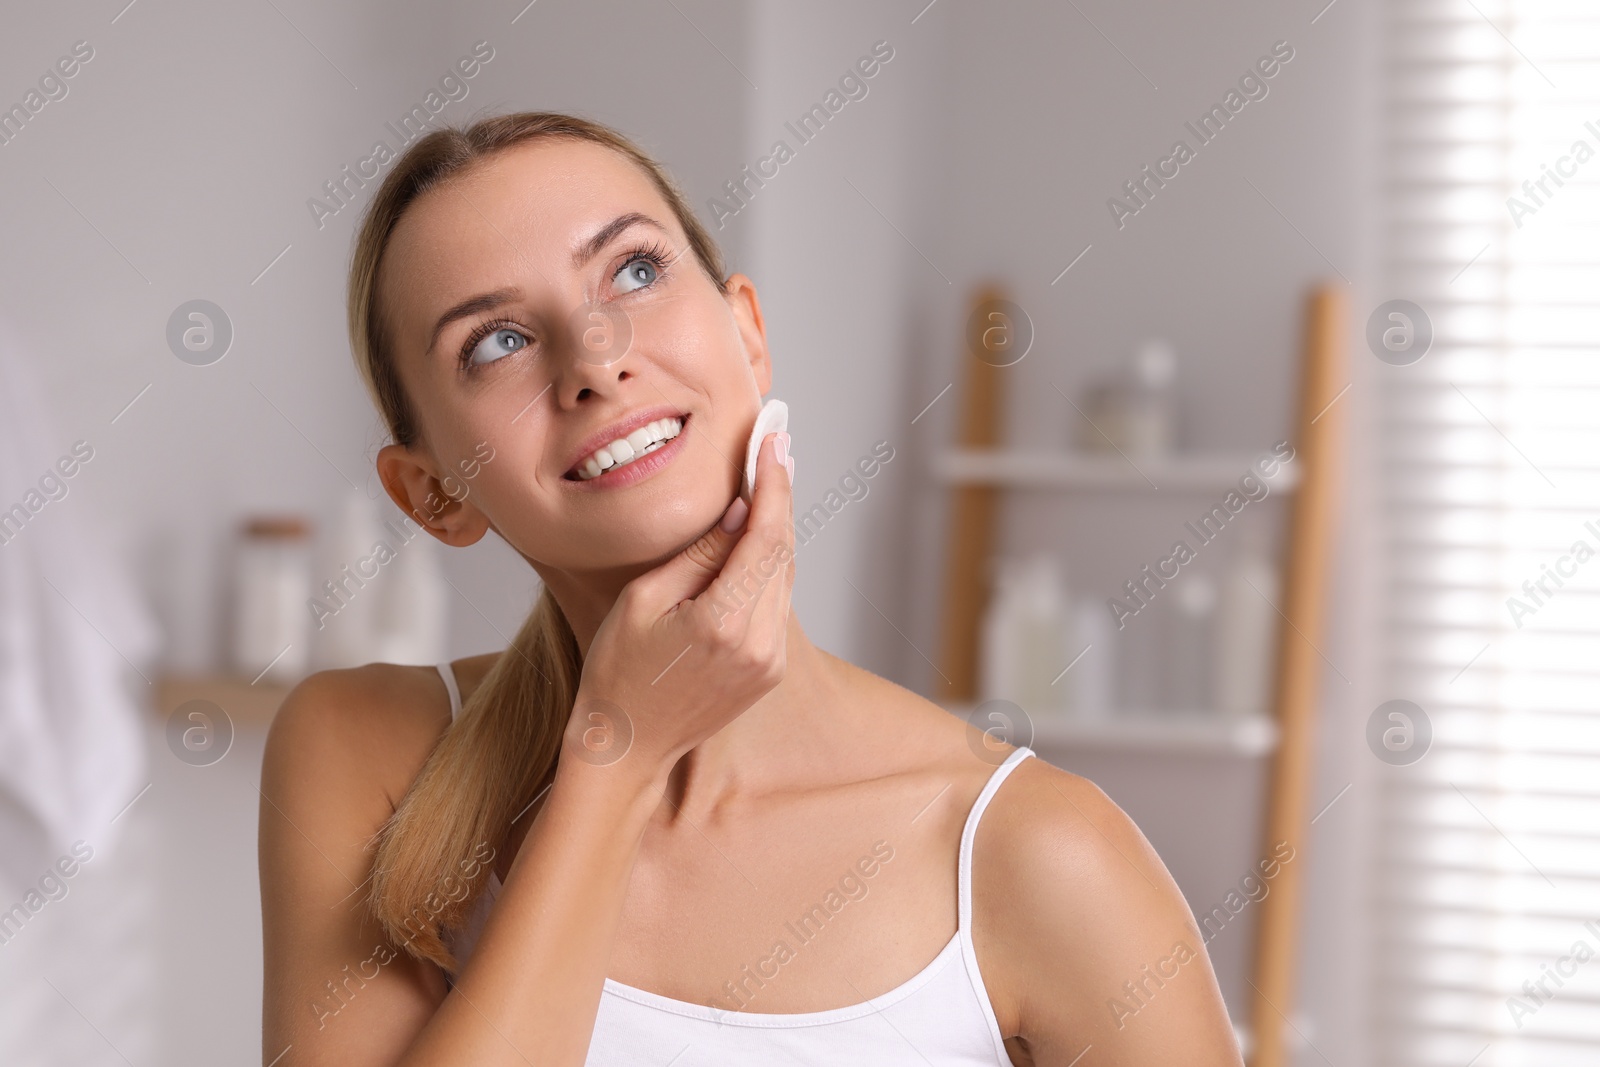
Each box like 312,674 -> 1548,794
957,746 -> 1035,934
954,745 -> 1034,1063
436,661 -> 462,721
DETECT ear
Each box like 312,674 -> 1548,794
722,273 -> 773,396
376,443 -> 491,547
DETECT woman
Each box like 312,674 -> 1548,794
259,111 -> 1241,1066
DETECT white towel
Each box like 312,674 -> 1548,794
0,316 -> 158,892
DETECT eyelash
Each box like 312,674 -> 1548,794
455,241 -> 677,370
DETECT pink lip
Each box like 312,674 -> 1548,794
561,406 -> 691,485
563,417 -> 691,491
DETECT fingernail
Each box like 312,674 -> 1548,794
784,456 -> 794,485
720,496 -> 749,533
773,431 -> 790,467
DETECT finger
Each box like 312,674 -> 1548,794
743,439 -> 798,646
744,430 -> 793,542
743,430 -> 797,610
728,522 -> 795,657
693,432 -> 794,633
636,493 -> 750,608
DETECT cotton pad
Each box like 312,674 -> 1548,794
741,398 -> 788,505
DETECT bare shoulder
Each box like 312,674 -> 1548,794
263,662 -> 447,813
262,653 -> 500,811
978,757 -> 1166,906
971,757 -> 1241,1063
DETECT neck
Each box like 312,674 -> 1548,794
539,565 -> 849,819
659,610 -> 845,817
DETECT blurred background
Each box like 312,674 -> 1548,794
0,0 -> 1595,1063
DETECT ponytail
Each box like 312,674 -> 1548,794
368,587 -> 579,970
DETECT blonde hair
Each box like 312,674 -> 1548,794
347,111 -> 729,972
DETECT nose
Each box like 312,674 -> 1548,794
555,301 -> 636,407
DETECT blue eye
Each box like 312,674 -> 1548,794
468,327 -> 528,366
613,255 -> 659,295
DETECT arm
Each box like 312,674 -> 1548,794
381,751 -> 670,1065
261,432 -> 795,1066
259,666 -> 449,1064
259,672 -> 667,1066
978,762 -> 1243,1066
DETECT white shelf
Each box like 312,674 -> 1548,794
946,704 -> 1279,757
931,448 -> 1299,493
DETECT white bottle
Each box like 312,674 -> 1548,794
1022,554 -> 1073,715
1124,338 -> 1176,458
1215,534 -> 1279,719
1169,574 -> 1218,713
978,554 -> 1072,715
978,557 -> 1026,707
1070,596 -> 1113,719
372,534 -> 449,665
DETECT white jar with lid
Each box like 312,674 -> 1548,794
1075,338 -> 1178,457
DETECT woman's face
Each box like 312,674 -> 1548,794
375,138 -> 771,579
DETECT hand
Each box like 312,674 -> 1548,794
563,430 -> 795,782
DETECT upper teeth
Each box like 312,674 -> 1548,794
575,417 -> 684,480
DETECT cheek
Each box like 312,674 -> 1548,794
637,296 -> 752,426
634,291 -> 731,370
464,439 -> 557,525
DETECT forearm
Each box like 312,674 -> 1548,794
396,754 -> 665,1066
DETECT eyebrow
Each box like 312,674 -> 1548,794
427,286 -> 521,359
572,212 -> 669,269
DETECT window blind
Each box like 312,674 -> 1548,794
1376,1 -> 1600,1065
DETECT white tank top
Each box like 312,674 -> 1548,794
433,661 -> 1032,1065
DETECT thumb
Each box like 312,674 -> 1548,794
638,495 -> 750,608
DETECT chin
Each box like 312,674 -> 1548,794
575,491 -> 732,572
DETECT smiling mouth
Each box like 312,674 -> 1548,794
564,413 -> 690,481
